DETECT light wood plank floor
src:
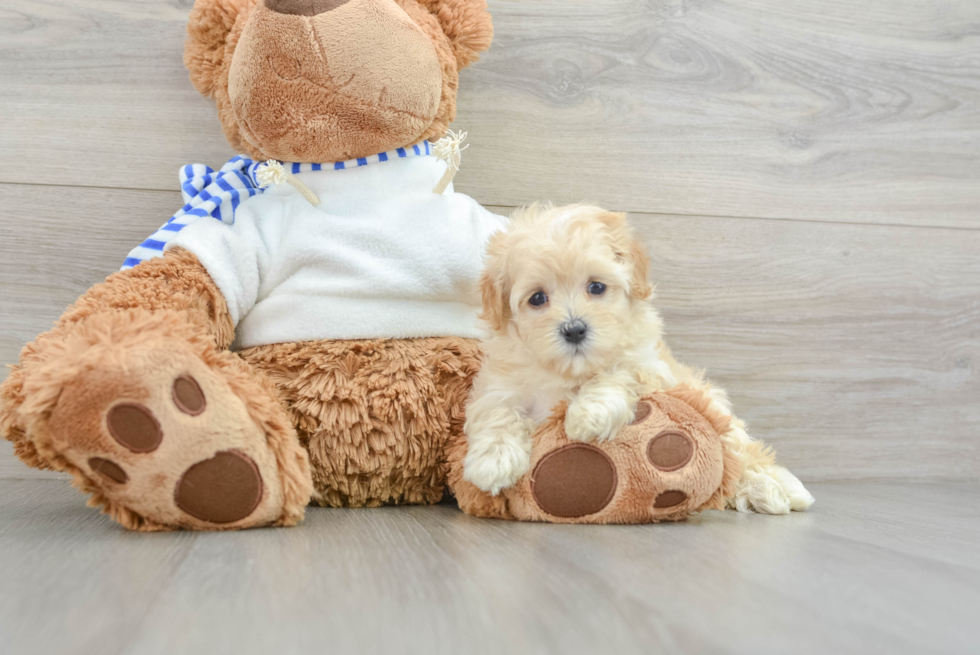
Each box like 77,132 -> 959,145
0,478 -> 978,655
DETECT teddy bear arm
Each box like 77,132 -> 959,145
59,248 -> 234,347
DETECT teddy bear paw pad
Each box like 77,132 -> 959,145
106,403 -> 163,453
530,444 -> 618,518
175,450 -> 264,524
646,429 -> 694,471
653,490 -> 688,509
88,457 -> 129,484
172,374 -> 207,415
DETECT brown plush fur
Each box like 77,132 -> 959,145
184,0 -> 492,162
447,386 -> 743,523
240,337 -> 483,507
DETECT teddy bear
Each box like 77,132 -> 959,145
0,0 -> 742,530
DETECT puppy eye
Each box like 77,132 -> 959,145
588,281 -> 607,296
528,291 -> 548,307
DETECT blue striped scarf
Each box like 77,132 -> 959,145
122,141 -> 433,270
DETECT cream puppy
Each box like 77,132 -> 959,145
463,204 -> 814,514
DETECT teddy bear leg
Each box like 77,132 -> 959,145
0,251 -> 313,530
448,387 -> 743,524
239,337 -> 484,509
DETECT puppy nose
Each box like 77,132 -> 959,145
561,320 -> 589,345
265,0 -> 351,16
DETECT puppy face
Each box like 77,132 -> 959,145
481,204 -> 653,379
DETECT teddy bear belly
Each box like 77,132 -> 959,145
239,335 -> 483,508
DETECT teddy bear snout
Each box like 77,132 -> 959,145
265,0 -> 352,16
228,0 -> 444,162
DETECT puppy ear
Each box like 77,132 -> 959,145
595,210 -> 653,301
627,239 -> 654,301
478,231 -> 511,332
594,209 -> 629,234
418,0 -> 494,69
184,0 -> 258,97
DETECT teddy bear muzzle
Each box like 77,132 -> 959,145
228,0 -> 444,163
265,0 -> 352,16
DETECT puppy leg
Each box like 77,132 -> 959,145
706,389 -> 815,514
463,393 -> 536,496
658,345 -> 813,514
565,371 -> 639,443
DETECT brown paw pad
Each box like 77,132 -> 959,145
654,490 -> 689,509
172,374 -> 206,416
631,401 -> 653,425
106,403 -> 163,453
647,430 -> 694,471
531,444 -> 618,518
175,450 -> 264,524
88,457 -> 128,484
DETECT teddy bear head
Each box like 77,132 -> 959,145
184,0 -> 493,163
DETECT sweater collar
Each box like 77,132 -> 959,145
245,141 -> 433,186
122,141 -> 439,271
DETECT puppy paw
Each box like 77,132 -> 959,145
770,466 -> 815,511
730,465 -> 814,514
565,392 -> 634,443
464,439 -> 532,496
463,417 -> 532,496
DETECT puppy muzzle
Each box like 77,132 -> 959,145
560,319 -> 589,345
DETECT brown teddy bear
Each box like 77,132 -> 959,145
0,0 -> 739,530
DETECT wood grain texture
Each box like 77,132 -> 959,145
1,478 -> 979,655
628,213 -> 980,482
466,0 -> 980,225
1,185 -> 978,482
0,0 -> 978,225
0,479 -> 198,652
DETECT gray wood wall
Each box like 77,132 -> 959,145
1,0 -> 977,482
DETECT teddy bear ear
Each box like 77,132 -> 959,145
184,0 -> 258,97
418,0 -> 494,69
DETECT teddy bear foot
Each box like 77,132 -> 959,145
15,312 -> 312,531
451,387 -> 740,524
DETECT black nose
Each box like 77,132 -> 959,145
266,0 -> 351,16
561,320 -> 589,345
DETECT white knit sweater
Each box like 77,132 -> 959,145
164,154 -> 507,348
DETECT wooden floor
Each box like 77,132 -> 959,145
0,478 -> 977,655
1,1 -> 979,653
